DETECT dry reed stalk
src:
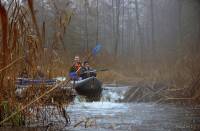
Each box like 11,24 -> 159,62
109,118 -> 116,130
85,117 -> 91,128
94,120 -> 101,128
155,98 -> 165,103
0,2 -> 9,100
0,79 -> 69,125
126,87 -> 140,102
0,56 -> 25,73
27,0 -> 44,51
73,120 -> 84,127
147,86 -> 168,99
164,97 -> 193,101
119,116 -> 125,128
136,90 -> 152,102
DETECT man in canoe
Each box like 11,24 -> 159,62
70,55 -> 83,80
33,66 -> 44,79
70,55 -> 82,73
19,67 -> 31,78
80,61 -> 96,79
36,66 -> 44,78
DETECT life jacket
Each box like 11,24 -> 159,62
74,63 -> 81,72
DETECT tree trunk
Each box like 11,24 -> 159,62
135,0 -> 145,65
115,0 -> 120,55
121,0 -> 125,57
96,0 -> 99,45
112,0 -> 115,54
150,0 -> 155,58
177,0 -> 183,58
85,0 -> 89,52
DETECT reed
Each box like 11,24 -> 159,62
0,0 -> 73,127
94,50 -> 200,104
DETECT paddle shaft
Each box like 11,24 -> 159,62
95,68 -> 109,72
83,68 -> 109,73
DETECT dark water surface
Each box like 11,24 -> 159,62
1,84 -> 200,131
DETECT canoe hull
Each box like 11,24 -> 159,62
73,77 -> 103,97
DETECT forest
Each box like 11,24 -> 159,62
0,0 -> 200,130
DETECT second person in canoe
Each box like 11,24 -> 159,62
80,61 -> 96,79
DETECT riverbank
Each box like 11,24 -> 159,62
97,69 -> 200,105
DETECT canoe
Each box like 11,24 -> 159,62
15,78 -> 58,97
71,77 -> 103,97
15,78 -> 57,85
15,78 -> 57,89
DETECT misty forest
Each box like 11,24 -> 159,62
0,0 -> 200,130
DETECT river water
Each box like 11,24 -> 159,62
48,84 -> 200,131
1,84 -> 200,131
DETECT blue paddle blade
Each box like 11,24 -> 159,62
91,45 -> 100,55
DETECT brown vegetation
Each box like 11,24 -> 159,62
0,0 -> 72,127
119,54 -> 200,104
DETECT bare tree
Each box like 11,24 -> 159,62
121,0 -> 125,57
177,0 -> 183,58
96,0 -> 99,45
135,0 -> 145,64
85,0 -> 89,52
114,0 -> 120,56
151,0 -> 155,58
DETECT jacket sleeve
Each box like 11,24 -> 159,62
92,72 -> 96,77
80,68 -> 88,79
90,68 -> 96,77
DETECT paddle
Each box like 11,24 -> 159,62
82,68 -> 110,73
69,45 -> 101,79
87,45 -> 101,61
93,68 -> 109,72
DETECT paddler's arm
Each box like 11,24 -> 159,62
90,68 -> 96,77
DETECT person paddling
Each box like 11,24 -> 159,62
37,66 -> 44,78
19,67 -> 31,78
70,55 -> 83,80
70,55 -> 82,73
80,61 -> 96,79
33,66 -> 44,79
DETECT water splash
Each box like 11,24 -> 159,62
73,85 -> 130,102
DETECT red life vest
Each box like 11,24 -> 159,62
74,63 -> 81,72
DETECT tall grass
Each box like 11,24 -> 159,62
92,48 -> 200,103
0,0 -> 72,127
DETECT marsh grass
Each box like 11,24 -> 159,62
115,53 -> 200,104
0,0 -> 73,127
93,48 -> 200,104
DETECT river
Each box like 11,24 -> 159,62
1,84 -> 200,131
49,84 -> 200,130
